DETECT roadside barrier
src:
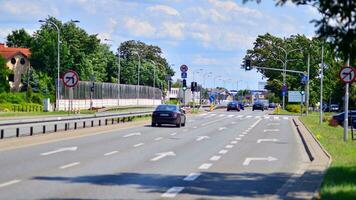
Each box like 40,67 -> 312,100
0,111 -> 152,139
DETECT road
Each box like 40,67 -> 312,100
0,108 -> 308,199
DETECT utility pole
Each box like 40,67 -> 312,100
306,52 -> 310,115
320,45 -> 324,124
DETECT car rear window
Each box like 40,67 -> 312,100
155,105 -> 178,111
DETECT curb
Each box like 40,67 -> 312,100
292,117 -> 332,200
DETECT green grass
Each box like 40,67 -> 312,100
300,114 -> 356,200
273,108 -> 300,115
0,110 -> 96,118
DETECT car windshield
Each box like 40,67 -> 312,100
155,105 -> 178,112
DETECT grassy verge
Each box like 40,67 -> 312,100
300,114 -> 356,200
273,108 -> 300,115
0,110 -> 96,118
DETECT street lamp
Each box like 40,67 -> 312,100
38,19 -> 79,111
104,38 -> 121,106
150,60 -> 157,105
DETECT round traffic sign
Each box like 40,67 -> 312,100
62,70 -> 79,88
180,64 -> 188,72
339,66 -> 356,83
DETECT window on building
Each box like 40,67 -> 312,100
11,58 -> 16,65
20,58 -> 25,65
8,74 -> 14,82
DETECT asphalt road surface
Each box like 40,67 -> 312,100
0,108 -> 308,200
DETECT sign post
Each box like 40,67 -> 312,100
62,70 -> 79,113
339,65 -> 356,141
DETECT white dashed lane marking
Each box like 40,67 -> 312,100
161,187 -> 184,198
199,163 -> 213,170
0,180 -> 21,188
154,137 -> 163,141
59,162 -> 80,169
219,149 -> 228,154
133,143 -> 144,148
210,155 -> 221,161
183,173 -> 201,181
104,151 -> 118,156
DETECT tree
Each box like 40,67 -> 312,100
6,29 -> 32,48
244,0 -> 356,65
0,55 -> 10,93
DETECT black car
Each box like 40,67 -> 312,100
332,110 -> 356,128
152,104 -> 186,127
227,101 -> 240,111
252,102 -> 264,111
269,103 -> 276,109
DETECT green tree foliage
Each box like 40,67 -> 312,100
6,29 -> 32,48
6,17 -> 174,101
245,33 -> 343,106
0,55 -> 10,93
117,40 -> 174,88
244,0 -> 355,65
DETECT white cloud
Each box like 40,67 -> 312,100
1,1 -> 42,15
123,17 -> 156,37
208,0 -> 262,17
192,55 -> 219,65
161,22 -> 186,40
147,5 -> 180,16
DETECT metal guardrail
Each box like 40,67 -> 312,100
0,111 -> 153,139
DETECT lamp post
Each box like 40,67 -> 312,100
267,44 -> 303,110
132,51 -> 141,105
150,60 -> 157,105
38,19 -> 79,111
104,38 -> 121,105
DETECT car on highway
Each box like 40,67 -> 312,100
332,110 -> 356,128
269,103 -> 276,109
227,101 -> 240,111
324,104 -> 340,112
151,104 -> 186,127
252,102 -> 265,111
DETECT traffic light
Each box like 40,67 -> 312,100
191,82 -> 197,92
245,59 -> 251,71
182,79 -> 187,91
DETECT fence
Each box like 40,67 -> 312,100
58,81 -> 162,110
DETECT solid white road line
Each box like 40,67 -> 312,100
257,139 -> 279,143
199,163 -> 213,170
154,137 -> 163,141
264,129 -> 280,132
150,151 -> 176,161
104,151 -> 118,156
133,143 -> 144,148
243,156 -> 278,166
219,149 -> 228,154
162,187 -> 184,198
0,179 -> 21,188
219,149 -> 229,154
59,162 -> 80,169
210,155 -> 221,161
41,146 -> 78,156
184,173 -> 201,181
231,141 -> 238,144
123,132 -> 141,138
225,145 -> 234,148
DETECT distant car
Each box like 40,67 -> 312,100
253,102 -> 264,111
238,102 -> 245,110
152,104 -> 186,127
332,110 -> 356,128
227,101 -> 240,111
269,103 -> 276,109
324,104 -> 340,112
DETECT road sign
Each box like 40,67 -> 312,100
181,72 -> 187,79
180,64 -> 188,72
339,66 -> 356,83
288,91 -> 305,102
62,70 -> 79,88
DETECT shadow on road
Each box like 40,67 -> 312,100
33,170 -> 324,199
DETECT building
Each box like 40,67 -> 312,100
0,43 -> 31,91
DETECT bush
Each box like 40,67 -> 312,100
0,92 -> 26,104
31,93 -> 43,104
166,99 -> 179,105
286,104 -> 306,113
0,103 -> 43,112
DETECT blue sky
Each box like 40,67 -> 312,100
0,0 -> 321,90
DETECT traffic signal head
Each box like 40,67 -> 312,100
245,59 -> 252,71
182,79 -> 187,91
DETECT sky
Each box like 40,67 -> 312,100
0,0 -> 321,90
